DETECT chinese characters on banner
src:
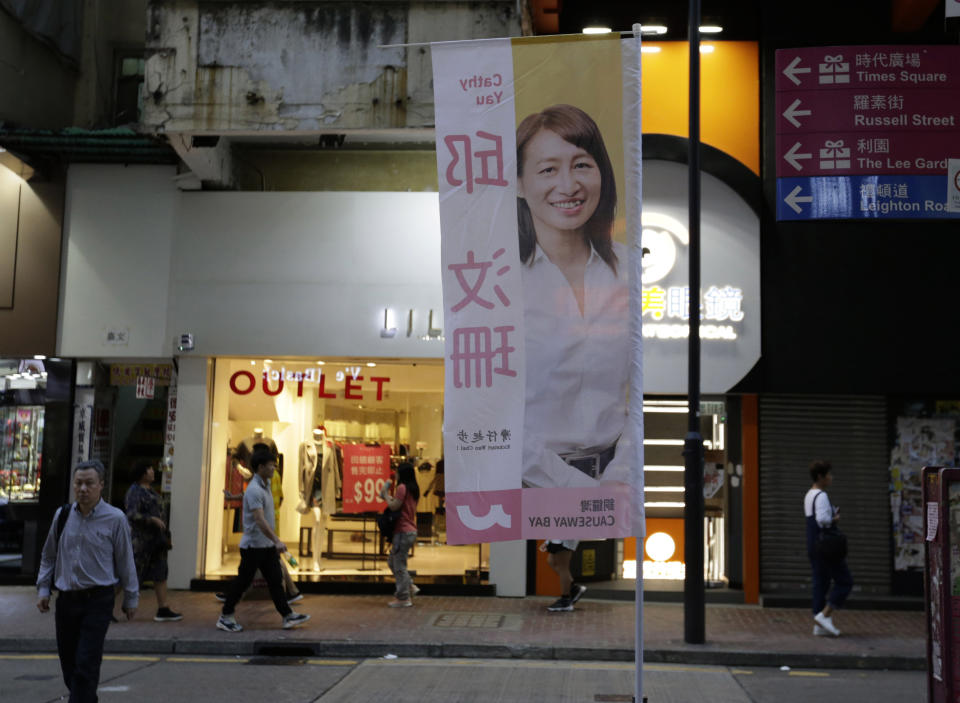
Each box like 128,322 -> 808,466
341,444 -> 393,513
161,381 -> 177,494
433,34 -> 644,545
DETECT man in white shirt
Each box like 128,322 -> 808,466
217,448 -> 310,632
36,459 -> 139,703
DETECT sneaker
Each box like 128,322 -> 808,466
570,584 -> 587,604
154,607 -> 183,622
214,592 -> 226,603
547,597 -> 574,612
216,614 -> 243,633
813,611 -> 841,636
388,599 -> 413,608
286,592 -> 304,604
410,584 -> 421,596
282,612 -> 311,629
813,624 -> 829,636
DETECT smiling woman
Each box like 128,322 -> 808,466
515,104 -> 631,492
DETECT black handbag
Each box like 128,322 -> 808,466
817,525 -> 847,562
814,492 -> 847,562
376,506 -> 400,542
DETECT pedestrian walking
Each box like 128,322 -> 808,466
804,459 -> 853,637
380,462 -> 419,608
36,459 -> 139,703
124,461 -> 182,622
216,448 -> 310,632
540,539 -> 587,612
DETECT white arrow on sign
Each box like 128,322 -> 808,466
782,98 -> 811,128
783,142 -> 812,171
782,57 -> 811,86
784,185 -> 813,214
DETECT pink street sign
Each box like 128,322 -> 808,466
776,89 -> 960,134
775,46 -> 960,92
775,131 -> 955,177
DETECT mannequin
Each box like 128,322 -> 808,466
233,427 -> 279,479
298,427 -> 326,570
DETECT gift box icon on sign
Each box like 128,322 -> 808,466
819,140 -> 851,169
818,55 -> 850,84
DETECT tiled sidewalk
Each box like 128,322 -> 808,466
0,586 -> 926,670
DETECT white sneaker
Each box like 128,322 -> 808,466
813,624 -> 829,636
411,584 -> 421,596
813,611 -> 841,636
216,614 -> 243,633
282,612 -> 311,629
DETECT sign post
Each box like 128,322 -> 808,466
775,46 -> 960,220
923,466 -> 960,702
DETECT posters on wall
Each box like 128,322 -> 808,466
433,34 -> 644,545
890,417 -> 956,570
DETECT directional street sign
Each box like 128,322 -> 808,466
775,45 -> 960,220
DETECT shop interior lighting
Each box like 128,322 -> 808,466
264,359 -> 273,364
643,404 -> 686,413
644,486 -> 684,492
639,24 -> 668,34
366,362 -> 377,367
33,355 -> 47,360
643,465 -> 685,472
640,46 -> 662,54
582,26 -> 612,34
699,25 -> 723,33
700,44 -> 715,53
250,360 -> 256,365
644,439 -> 685,446
644,501 -> 686,508
316,360 -> 325,365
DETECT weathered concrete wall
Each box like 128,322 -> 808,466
73,0 -> 149,128
0,10 -> 77,128
143,1 -> 520,134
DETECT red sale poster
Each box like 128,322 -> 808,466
341,444 -> 393,514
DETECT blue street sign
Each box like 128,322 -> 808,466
776,175 -> 960,220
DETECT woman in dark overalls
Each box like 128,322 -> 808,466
804,459 -> 853,636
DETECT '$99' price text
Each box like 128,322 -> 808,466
355,478 -> 387,506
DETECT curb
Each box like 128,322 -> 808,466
0,638 -> 925,671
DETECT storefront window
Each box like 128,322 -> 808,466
0,360 -> 47,504
202,357 -> 487,583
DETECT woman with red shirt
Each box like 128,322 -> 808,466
379,462 -> 419,608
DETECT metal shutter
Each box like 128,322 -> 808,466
759,395 -> 890,595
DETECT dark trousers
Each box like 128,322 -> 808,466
54,586 -> 115,703
810,554 -> 853,614
222,547 -> 291,617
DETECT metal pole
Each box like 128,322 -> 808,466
683,0 -> 706,645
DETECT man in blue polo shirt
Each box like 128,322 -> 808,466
36,459 -> 139,703
217,447 -> 310,632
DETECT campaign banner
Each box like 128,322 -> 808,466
433,34 -> 644,545
341,444 -> 392,513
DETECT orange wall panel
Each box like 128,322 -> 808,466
642,41 -> 759,175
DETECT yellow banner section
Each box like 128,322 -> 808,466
109,363 -> 172,386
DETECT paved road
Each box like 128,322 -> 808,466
0,653 -> 925,703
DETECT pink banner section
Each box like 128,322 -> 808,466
521,484 -> 632,540
445,489 -> 522,545
775,46 -> 960,92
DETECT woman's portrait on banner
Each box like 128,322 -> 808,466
516,104 -> 631,489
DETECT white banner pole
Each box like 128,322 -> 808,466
627,22 -> 645,703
